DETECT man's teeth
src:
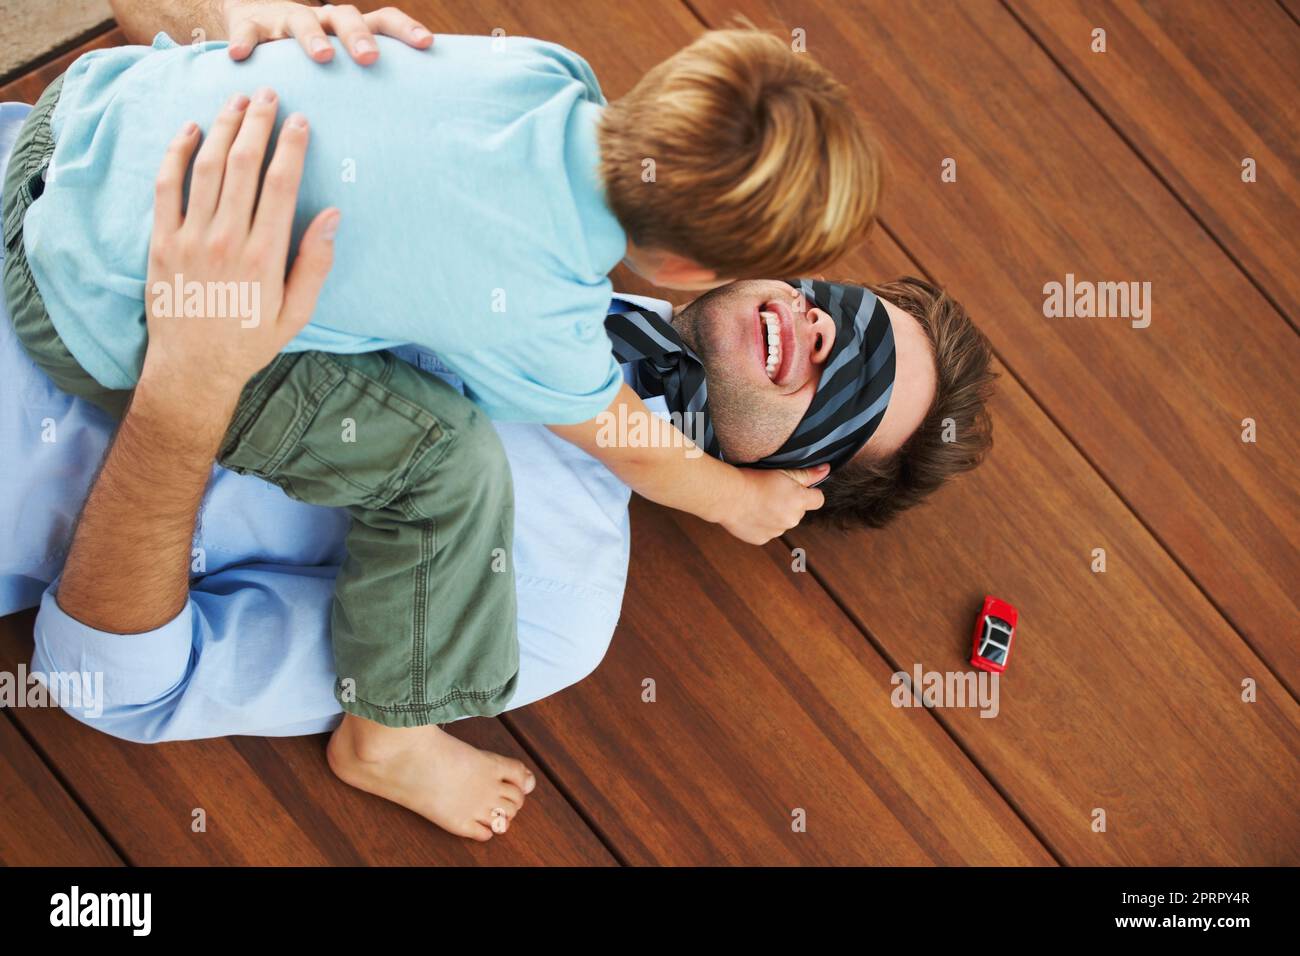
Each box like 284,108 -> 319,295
762,310 -> 781,379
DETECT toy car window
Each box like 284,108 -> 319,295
979,635 -> 1007,664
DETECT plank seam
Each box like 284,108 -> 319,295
877,215 -> 1300,708
783,546 -> 1068,865
998,0 -> 1299,336
1,703 -> 131,865
499,713 -> 631,865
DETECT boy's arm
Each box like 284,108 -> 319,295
549,383 -> 826,545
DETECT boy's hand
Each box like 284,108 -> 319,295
719,465 -> 828,545
142,89 -> 338,411
551,384 -> 828,545
224,2 -> 434,64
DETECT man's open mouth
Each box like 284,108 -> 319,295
757,300 -> 793,384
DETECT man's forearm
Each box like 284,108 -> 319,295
55,378 -> 239,633
110,0 -> 321,45
110,0 -> 323,46
109,0 -> 230,44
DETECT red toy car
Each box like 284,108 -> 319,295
970,596 -> 1018,673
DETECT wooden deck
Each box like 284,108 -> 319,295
0,0 -> 1296,866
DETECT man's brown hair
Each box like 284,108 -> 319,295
810,277 -> 996,529
599,28 -> 882,278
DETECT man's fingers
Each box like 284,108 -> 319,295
803,487 -> 826,511
227,20 -> 262,60
185,93 -> 250,224
318,4 -> 379,64
289,7 -> 335,62
249,113 -> 311,261
152,121 -> 199,238
363,7 -> 434,49
278,208 -> 340,339
214,88 -> 279,230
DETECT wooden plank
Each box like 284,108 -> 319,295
809,233 -> 1300,862
509,498 -> 1055,865
0,620 -> 122,865
0,614 -> 615,864
0,714 -> 122,865
785,363 -> 1300,864
1007,0 -> 1300,328
692,0 -> 1300,693
1,33 -> 128,870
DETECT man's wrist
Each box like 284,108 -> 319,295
133,364 -> 243,451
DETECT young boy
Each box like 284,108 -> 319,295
3,28 -> 879,837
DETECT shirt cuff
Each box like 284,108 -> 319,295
31,584 -> 193,712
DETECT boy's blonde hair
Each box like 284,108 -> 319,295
599,28 -> 882,278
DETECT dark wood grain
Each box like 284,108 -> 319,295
509,497 -> 1055,865
0,654 -> 122,864
0,613 -> 616,865
0,32 -> 130,870
1007,0 -> 1300,329
788,360 -> 1300,864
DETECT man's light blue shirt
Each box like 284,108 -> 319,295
24,32 -> 627,423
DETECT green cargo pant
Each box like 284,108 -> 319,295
3,75 -> 519,727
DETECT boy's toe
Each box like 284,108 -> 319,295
496,756 -> 532,790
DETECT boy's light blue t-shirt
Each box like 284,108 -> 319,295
24,33 -> 627,424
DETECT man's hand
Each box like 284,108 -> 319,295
143,87 -> 338,415
224,2 -> 433,64
719,465 -> 828,545
55,89 -> 338,633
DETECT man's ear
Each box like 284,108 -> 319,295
654,253 -> 724,291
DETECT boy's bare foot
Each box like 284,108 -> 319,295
326,712 -> 537,841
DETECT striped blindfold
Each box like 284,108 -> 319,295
604,279 -> 896,472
